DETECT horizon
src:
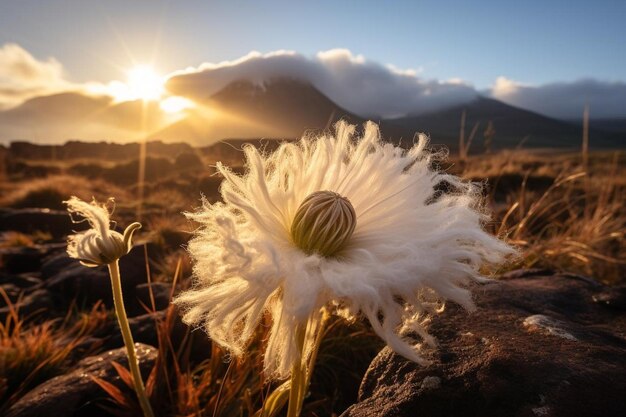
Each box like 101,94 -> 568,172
0,1 -> 624,145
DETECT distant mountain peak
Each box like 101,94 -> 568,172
387,95 -> 622,149
149,78 -> 363,144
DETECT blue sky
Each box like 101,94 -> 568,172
0,0 -> 624,89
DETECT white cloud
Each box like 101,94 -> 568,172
0,43 -> 74,108
1,43 -> 625,123
490,77 -> 626,119
166,49 -> 478,118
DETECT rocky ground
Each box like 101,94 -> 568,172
342,269 -> 626,417
1,142 -> 625,416
2,207 -> 625,416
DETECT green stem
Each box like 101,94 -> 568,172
108,261 -> 155,417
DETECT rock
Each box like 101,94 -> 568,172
44,261 -> 112,306
0,244 -> 64,274
42,247 -> 152,311
0,247 -> 42,274
522,314 -> 578,341
341,270 -> 626,417
0,208 -> 86,239
40,251 -> 76,279
0,289 -> 54,321
102,307 -> 212,364
104,311 -> 166,350
0,272 -> 43,288
6,343 -> 157,417
499,268 -> 555,279
593,284 -> 626,311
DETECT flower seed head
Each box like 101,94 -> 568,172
290,190 -> 356,257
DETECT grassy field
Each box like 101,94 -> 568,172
0,142 -> 624,415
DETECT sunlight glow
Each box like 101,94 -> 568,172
160,96 -> 194,113
95,65 -> 167,102
126,66 -> 164,101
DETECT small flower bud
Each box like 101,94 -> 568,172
65,196 -> 141,267
70,223 -> 141,267
290,191 -> 356,257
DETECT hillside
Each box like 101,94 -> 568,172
385,97 -> 623,149
0,80 -> 623,149
0,93 -> 166,143
149,78 -> 364,143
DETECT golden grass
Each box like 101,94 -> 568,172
0,145 -> 625,415
0,174 -> 132,210
0,232 -> 35,248
458,150 -> 626,283
0,297 -> 108,410
153,250 -> 193,283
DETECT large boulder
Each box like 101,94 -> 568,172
6,343 -> 157,417
103,311 -> 166,350
102,307 -> 212,363
0,209 -> 86,239
41,245 -> 153,311
341,269 -> 626,417
0,272 -> 42,289
0,243 -> 64,274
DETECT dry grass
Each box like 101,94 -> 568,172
458,150 -> 626,283
87,260 -> 267,417
0,144 -> 625,415
0,297 -> 108,410
142,188 -> 198,216
0,231 -> 52,248
90,304 -> 380,417
75,255 -> 379,417
0,232 -> 35,248
0,174 -> 132,210
153,250 -> 193,283
146,216 -> 193,249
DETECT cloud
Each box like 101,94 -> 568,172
166,49 -> 478,118
490,76 -> 626,119
0,43 -> 75,109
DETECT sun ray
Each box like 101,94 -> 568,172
127,66 -> 164,100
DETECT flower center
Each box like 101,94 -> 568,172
290,190 -> 356,257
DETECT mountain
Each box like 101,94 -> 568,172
0,80 -> 623,149
148,78 -> 364,144
385,97 -> 623,150
8,140 -> 194,161
588,118 -> 626,136
156,81 -> 623,149
0,92 -> 168,143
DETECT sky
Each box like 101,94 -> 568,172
0,0 -> 624,125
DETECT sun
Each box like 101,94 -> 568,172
126,65 -> 164,101
97,65 -> 194,113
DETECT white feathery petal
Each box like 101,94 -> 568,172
65,196 -> 114,237
65,196 -> 139,267
175,121 -> 515,379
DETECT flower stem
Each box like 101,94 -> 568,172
286,324 -> 306,417
286,310 -> 329,417
108,260 -> 155,417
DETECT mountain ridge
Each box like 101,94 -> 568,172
0,78 -> 623,149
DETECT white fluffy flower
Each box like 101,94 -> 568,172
65,196 -> 141,267
175,121 -> 513,379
